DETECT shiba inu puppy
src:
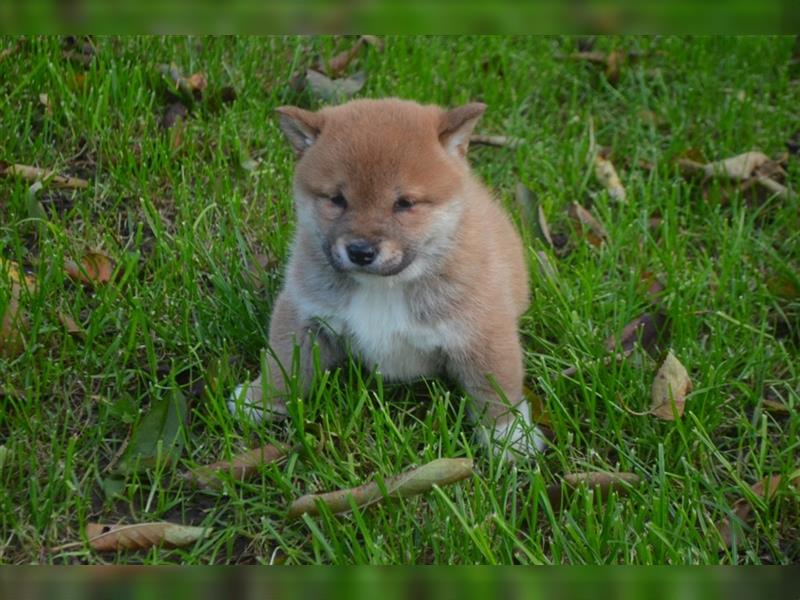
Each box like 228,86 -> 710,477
229,98 -> 545,459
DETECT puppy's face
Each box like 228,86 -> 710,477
277,99 -> 485,280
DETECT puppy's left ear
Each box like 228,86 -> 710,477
439,102 -> 486,159
275,106 -> 323,156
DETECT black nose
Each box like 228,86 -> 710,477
346,240 -> 377,266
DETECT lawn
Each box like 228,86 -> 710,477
0,35 -> 798,565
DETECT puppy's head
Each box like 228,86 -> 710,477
276,98 -> 485,280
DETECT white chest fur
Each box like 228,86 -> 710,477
303,278 -> 464,380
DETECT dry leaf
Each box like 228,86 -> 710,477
594,154 -> 627,203
568,202 -> 607,247
717,474 -> 799,548
58,311 -> 85,339
523,385 -> 551,427
703,151 -> 770,181
184,443 -> 291,489
605,312 -> 669,358
755,176 -> 797,200
63,251 -> 114,285
157,63 -> 207,99
288,457 -> 473,519
246,253 -> 278,290
761,399 -> 790,415
305,69 -> 365,102
86,522 -> 209,552
39,93 -> 52,116
0,163 -> 88,189
1,284 -> 26,358
650,351 -> 692,420
469,135 -> 522,149
547,471 -> 641,509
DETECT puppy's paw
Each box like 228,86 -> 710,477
480,401 -> 547,462
227,380 -> 287,424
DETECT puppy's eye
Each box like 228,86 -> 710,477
330,194 -> 347,209
394,197 -> 414,212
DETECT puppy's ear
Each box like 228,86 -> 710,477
275,106 -> 323,155
439,102 -> 486,159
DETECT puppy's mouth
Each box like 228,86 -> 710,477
322,241 -> 415,277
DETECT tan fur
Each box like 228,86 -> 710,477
229,98 -> 544,458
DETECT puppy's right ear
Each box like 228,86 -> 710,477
275,106 -> 323,156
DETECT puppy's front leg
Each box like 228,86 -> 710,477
228,291 -> 342,423
449,329 -> 546,460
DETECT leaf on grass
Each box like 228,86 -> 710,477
63,251 -> 114,285
639,269 -> 665,301
184,443 -> 291,489
568,202 -> 607,247
717,474 -> 800,548
305,69 -> 366,102
523,385 -> 551,427
470,135 -> 522,149
86,522 -> 209,552
321,36 -> 382,78
594,153 -> 627,203
605,311 -> 669,359
547,471 -> 641,509
39,93 -> 52,116
116,390 -> 188,474
287,457 -> 473,519
1,284 -> 26,359
650,351 -> 692,420
58,310 -> 85,339
0,162 -> 88,189
703,151 -> 770,181
766,273 -> 800,300
761,399 -> 790,416
157,63 -> 207,99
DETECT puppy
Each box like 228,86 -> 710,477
229,98 -> 545,459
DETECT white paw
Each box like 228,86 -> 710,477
227,382 -> 286,424
480,401 -> 547,461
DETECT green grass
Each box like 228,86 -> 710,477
1,35 -> 799,565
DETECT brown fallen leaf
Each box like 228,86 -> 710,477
568,202 -> 607,247
63,251 -> 114,285
469,135 -> 522,149
761,399 -> 790,416
547,471 -> 641,509
58,311 -> 85,339
703,151 -> 770,181
157,63 -> 207,99
650,351 -> 692,420
288,457 -> 473,519
1,284 -> 26,359
183,443 -> 291,490
605,311 -> 669,359
766,273 -> 800,299
594,154 -> 627,203
0,162 -> 88,189
717,474 -> 800,548
305,69 -> 366,102
639,269 -> 665,301
85,522 -> 209,552
321,36 -> 375,78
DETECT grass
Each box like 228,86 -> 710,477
0,35 -> 798,565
